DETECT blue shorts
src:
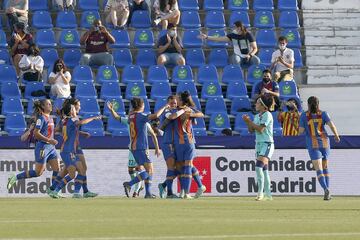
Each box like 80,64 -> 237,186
307,147 -> 330,160
162,53 -> 183,66
76,146 -> 84,155
128,150 -> 137,168
175,143 -> 195,162
35,143 -> 58,164
132,149 -> 152,166
255,142 -> 274,160
161,143 -> 176,161
60,152 -> 79,167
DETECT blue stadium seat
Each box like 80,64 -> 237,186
254,11 -> 275,28
176,81 -> 198,97
198,64 -> 218,83
75,82 -> 97,99
226,81 -> 248,99
208,48 -> 228,67
154,97 -> 168,112
278,0 -> 298,11
183,29 -> 202,48
2,97 -> 24,115
125,82 -> 147,99
206,29 -> 229,48
130,11 -> 151,28
35,29 -> 57,48
53,98 -> 66,114
181,11 -> 201,29
205,97 -> 227,115
147,65 -> 169,83
172,65 -> 194,83
179,0 -> 199,11
257,48 -> 273,67
79,97 -> 100,115
63,48 -> 81,68
231,97 -> 252,115
103,97 -> 126,117
279,80 -> 298,99
1,82 -> 20,99
24,82 -> 46,99
0,64 -> 17,83
134,29 -> 155,48
150,82 -> 171,99
201,81 -> 222,99
222,65 -> 244,83
32,11 -> 53,29
234,112 -> 254,135
96,65 -> 119,84
113,49 -> 133,68
78,0 -> 99,10
227,0 -> 249,10
81,114 -> 104,136
256,29 -> 277,48
59,29 -> 80,48
205,11 -> 226,29
110,30 -> 130,48
72,65 -> 94,83
186,48 -> 205,67
56,11 -> 77,29
279,11 -> 300,28
5,113 -> 26,136
0,30 -> 8,48
0,49 -> 10,64
281,29 -> 301,48
204,0 -> 224,10
107,115 -> 129,136
122,65 -> 144,83
193,118 -> 207,136
293,48 -> 303,68
40,48 -> 58,69
229,11 -> 250,28
80,11 -> 100,29
136,49 -> 156,68
253,0 -> 274,11
247,64 -> 266,85
209,113 -> 231,132
100,81 -> 121,100
29,0 -> 48,10
192,96 -> 202,111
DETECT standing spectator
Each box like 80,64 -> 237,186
157,23 -> 185,66
6,0 -> 29,32
53,0 -> 75,10
128,0 -> 150,25
19,44 -> 44,81
252,69 -> 279,111
48,59 -> 71,99
104,0 -> 129,29
9,22 -> 33,77
153,0 -> 180,30
277,99 -> 300,136
270,36 -> 295,82
80,19 -> 115,66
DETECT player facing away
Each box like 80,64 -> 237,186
242,95 -> 275,201
7,99 -> 60,191
298,96 -> 340,200
123,97 -> 167,198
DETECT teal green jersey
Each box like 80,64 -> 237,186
253,111 -> 273,143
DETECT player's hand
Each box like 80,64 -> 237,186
242,114 -> 251,123
155,148 -> 161,157
106,101 -> 113,110
48,139 -> 58,145
334,135 -> 340,143
198,33 -> 208,40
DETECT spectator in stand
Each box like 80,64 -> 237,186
104,0 -> 129,29
6,0 -> 29,32
80,19 -> 115,66
252,69 -> 279,111
128,0 -> 150,25
270,36 -> 295,82
277,99 -> 300,136
19,44 -> 44,82
153,0 -> 180,30
48,59 -> 71,99
9,22 -> 33,77
53,0 -> 75,10
157,23 -> 185,66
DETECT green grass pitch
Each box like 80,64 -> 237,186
1,197 -> 360,240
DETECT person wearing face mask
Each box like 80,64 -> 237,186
18,44 -> 44,82
252,69 -> 280,111
270,36 -> 295,82
157,23 -> 185,66
48,59 -> 71,99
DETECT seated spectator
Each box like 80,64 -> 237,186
277,99 -> 300,136
153,0 -> 180,30
9,22 -> 33,77
252,69 -> 279,111
19,44 -> 44,82
104,0 -> 129,29
128,0 -> 150,25
53,0 -> 75,10
270,36 -> 295,82
6,0 -> 29,32
80,19 -> 115,66
48,59 -> 71,99
157,23 -> 185,66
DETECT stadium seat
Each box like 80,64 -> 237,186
79,98 -> 100,115
96,65 -> 119,84
24,82 -> 46,99
59,29 -> 80,48
56,11 -> 77,29
229,11 -> 250,28
53,98 -> 66,113
75,82 -> 97,99
147,65 -> 169,83
222,65 -> 244,84
205,11 -> 226,29
293,48 -> 303,68
80,11 -> 100,29
35,29 -> 57,48
63,48 -> 81,68
179,0 -> 199,11
110,30 -> 130,48
81,114 -> 104,136
254,11 -> 275,28
130,11 -> 151,28
257,48 -> 273,67
206,29 -> 229,48
208,48 -> 229,67
209,113 -> 231,132
226,81 -> 248,99
227,0 -> 249,10
204,0 -> 224,10
2,97 -> 24,115
279,11 -> 300,28
4,113 -> 26,136
281,29 -> 301,48
256,29 -> 277,48
193,121 -> 207,136
0,64 -> 17,83
100,81 -> 122,100
136,49 -> 156,68
113,49 -> 133,68
0,49 -> 10,65
29,0 -> 48,10
32,11 -> 53,29
176,81 -> 198,97
40,48 -> 59,69
198,64 -> 218,83
122,65 -> 144,83
230,97 -> 252,115
183,30 -> 202,48
103,97 -> 126,117
78,0 -> 99,10
172,65 -> 194,83
186,48 -> 205,67
125,82 -> 147,99
253,0 -> 274,11
247,64 -> 266,85
192,96 -> 202,111
134,29 -> 155,48
150,82 -> 171,99
72,65 -> 94,83
154,97 -> 168,112
278,0 -> 298,10
201,81 -> 222,99
205,97 -> 227,115
279,80 -> 298,99
107,115 -> 129,136
0,30 -> 8,48
234,112 -> 254,135
181,11 -> 201,29
1,82 -> 21,99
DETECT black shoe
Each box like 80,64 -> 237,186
123,182 -> 131,198
324,189 -> 332,201
144,194 -> 156,199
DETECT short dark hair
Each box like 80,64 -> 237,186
15,22 -> 26,31
278,36 -> 288,42
167,23 -> 176,29
263,69 -> 272,75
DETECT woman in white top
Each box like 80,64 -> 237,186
48,59 -> 71,99
153,0 -> 180,30
19,44 -> 44,82
53,0 -> 74,10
